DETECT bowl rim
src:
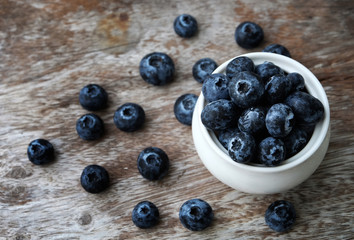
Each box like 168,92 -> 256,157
195,52 -> 330,173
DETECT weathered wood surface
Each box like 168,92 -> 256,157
0,0 -> 353,239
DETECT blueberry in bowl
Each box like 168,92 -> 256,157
192,52 -> 330,194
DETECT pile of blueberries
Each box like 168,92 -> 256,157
25,15 -> 308,233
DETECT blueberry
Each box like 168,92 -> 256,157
201,99 -> 239,131
255,61 -> 284,83
137,147 -> 169,181
258,137 -> 286,166
80,165 -> 110,193
263,44 -> 291,58
79,84 -> 108,111
265,74 -> 293,104
113,103 -> 145,132
235,21 -> 264,49
179,199 -> 213,231
202,73 -> 230,102
228,71 -> 264,109
284,91 -> 324,124
265,200 -> 296,232
217,127 -> 240,149
173,14 -> 198,38
174,93 -> 198,126
287,72 -> 305,92
265,103 -> 295,138
192,58 -> 218,83
139,52 -> 175,86
283,127 -> 308,158
225,56 -> 255,80
238,106 -> 266,135
228,131 -> 256,164
76,113 -> 104,140
132,201 -> 160,229
27,139 -> 55,165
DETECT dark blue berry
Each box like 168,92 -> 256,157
265,74 -> 293,104
113,103 -> 145,132
283,127 -> 308,158
27,139 -> 55,165
228,131 -> 256,164
80,165 -> 110,194
137,147 -> 169,181
202,73 -> 230,102
173,14 -> 198,38
265,103 -> 295,138
76,113 -> 104,140
139,52 -> 175,86
217,127 -> 240,149
174,93 -> 198,126
228,71 -> 264,109
287,72 -> 305,92
258,137 -> 286,166
201,99 -> 239,131
263,44 -> 291,58
132,201 -> 160,229
238,106 -> 266,135
265,200 -> 296,232
225,56 -> 255,80
235,21 -> 264,49
192,58 -> 218,83
284,91 -> 324,124
179,199 -> 213,231
79,84 -> 108,111
255,61 -> 284,83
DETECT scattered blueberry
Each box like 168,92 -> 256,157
113,103 -> 145,132
225,56 -> 255,80
80,165 -> 110,194
132,201 -> 160,229
79,84 -> 108,111
139,52 -> 175,86
258,137 -> 286,166
265,200 -> 296,232
192,58 -> 218,83
201,99 -> 239,131
217,127 -> 240,149
265,74 -> 293,104
27,139 -> 55,165
263,44 -> 291,58
228,71 -> 264,109
238,106 -> 266,135
173,14 -> 198,38
265,103 -> 295,138
287,72 -> 305,92
179,199 -> 214,231
137,147 -> 169,181
235,21 -> 264,49
202,73 -> 230,102
228,131 -> 256,163
283,127 -> 308,158
174,93 -> 198,126
76,113 -> 104,140
255,61 -> 284,83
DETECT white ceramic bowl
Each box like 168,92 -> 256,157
192,52 -> 330,194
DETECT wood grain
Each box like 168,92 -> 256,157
0,0 -> 353,239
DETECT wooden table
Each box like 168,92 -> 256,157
1,0 -> 353,239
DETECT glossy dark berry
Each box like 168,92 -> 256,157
238,106 -> 266,135
113,103 -> 145,132
284,91 -> 324,124
287,72 -> 305,92
202,73 -> 230,103
263,44 -> 291,58
173,14 -> 198,38
139,52 -> 175,86
217,127 -> 240,149
265,200 -> 296,232
201,99 -> 239,131
255,61 -> 284,83
225,56 -> 255,80
27,139 -> 55,165
228,131 -> 256,163
265,74 -> 293,104
228,71 -> 264,109
283,127 -> 308,158
137,147 -> 169,181
235,21 -> 264,49
79,84 -> 108,111
192,58 -> 218,83
76,113 -> 104,140
132,201 -> 160,229
80,165 -> 110,194
265,103 -> 295,138
258,137 -> 286,166
179,199 -> 214,231
174,93 -> 198,126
